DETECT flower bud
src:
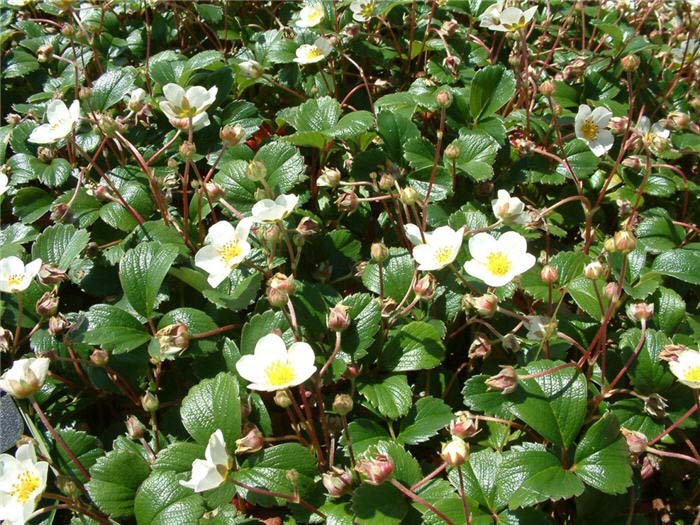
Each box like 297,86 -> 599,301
141,392 -> 159,412
620,428 -> 647,455
539,79 -> 556,97
444,143 -> 460,160
584,261 -> 604,280
622,156 -> 642,170
614,230 -> 636,253
238,59 -> 264,79
609,116 -> 629,135
37,44 -> 53,62
667,111 -> 690,129
0,357 -> 50,398
485,366 -> 518,394
0,329 -> 12,354
61,23 -> 75,37
449,411 -> 479,439
644,393 -> 667,418
441,436 -> 469,466
179,141 -> 196,159
629,302 -> 654,322
380,297 -> 398,318
399,186 -> 419,205
35,292 -> 59,318
269,273 -> 295,295
220,124 -> 245,147
235,425 -> 264,454
435,89 -> 453,108
169,117 -> 191,130
603,237 -> 617,253
501,333 -> 521,353
443,55 -> 461,76
327,304 -> 351,332
37,147 -> 53,163
322,467 -> 353,497
378,173 -> 395,191
56,475 -> 80,498
48,314 -> 70,336
603,282 -> 619,301
90,349 -> 109,367
156,323 -> 190,358
296,217 -> 320,237
354,453 -> 394,485
332,393 -> 354,416
5,113 -> 21,126
128,88 -> 147,112
336,191 -> 358,214
621,54 -> 640,72
540,265 -> 558,284
468,334 -> 492,360
318,167 -> 341,188
413,273 -> 436,300
441,19 -> 459,36
125,415 -> 146,439
371,242 -> 389,262
274,389 -> 293,408
467,293 -> 498,318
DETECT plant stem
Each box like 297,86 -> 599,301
390,478 -> 454,525
230,479 -> 326,519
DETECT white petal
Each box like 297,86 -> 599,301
575,105 -> 591,127
254,333 -> 288,362
404,224 -> 424,246
522,6 -> 537,22
68,100 -> 81,123
590,131 -> 614,156
463,260 -> 491,284
499,7 -> 523,25
180,459 -> 224,492
412,244 -> 441,271
0,256 -> 24,277
277,194 -> 299,216
24,259 -> 42,280
29,358 -> 50,385
194,245 -> 226,275
590,106 -> 612,126
163,84 -> 185,106
191,112 -> 211,131
513,252 -> 536,275
251,199 -> 283,223
314,37 -> 332,56
497,231 -> 527,254
468,233 -> 498,261
204,221 -> 236,248
205,429 -> 228,466
46,100 -> 69,125
28,124 -> 59,144
159,101 -> 178,120
287,342 -> 316,371
235,217 -> 254,241
637,116 -> 650,133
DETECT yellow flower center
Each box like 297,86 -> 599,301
359,1 -> 374,18
434,247 -> 454,265
505,16 -> 527,31
486,251 -> 512,276
580,118 -> 599,141
219,241 -> 243,265
175,97 -> 198,118
684,365 -> 700,382
305,47 -> 324,60
7,274 -> 23,288
265,361 -> 296,387
11,471 -> 40,503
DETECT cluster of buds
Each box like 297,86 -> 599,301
155,323 -> 190,359
354,453 -> 394,485
266,273 -> 295,308
449,411 -> 480,439
485,366 -> 518,394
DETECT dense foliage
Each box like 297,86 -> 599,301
1,0 -> 699,524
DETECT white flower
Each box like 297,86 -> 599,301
0,443 -> 48,525
491,189 -> 528,225
294,38 -> 332,65
296,2 -> 324,27
479,0 -> 505,30
636,116 -> 670,152
0,257 -> 42,294
463,231 -> 535,287
0,172 -> 8,196
159,84 -> 218,131
194,219 -> 253,288
350,0 -> 376,22
0,357 -> 50,399
28,100 -> 80,144
251,194 -> 299,223
672,39 -> 699,65
128,88 -> 147,111
575,104 -> 614,157
236,333 -> 316,391
485,5 -> 537,32
404,223 -> 464,271
524,315 -> 554,341
180,430 -> 231,493
669,349 -> 700,389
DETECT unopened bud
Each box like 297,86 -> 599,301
603,237 -> 617,253
48,314 -> 69,336
413,273 -> 436,300
449,411 -> 479,439
584,261 -> 604,280
467,293 -> 498,318
322,467 -> 353,497
179,141 -> 196,159
371,242 -> 389,262
79,86 -> 92,100
269,272 -> 295,295
61,23 -> 75,37
444,143 -> 460,160
399,186 -> 418,205
169,117 -> 191,130
435,89 -> 453,108
667,111 -> 690,129
621,428 -> 648,455
37,44 -> 53,62
267,285 -> 289,308
603,282 -> 619,300
220,124 -> 245,147
235,426 -> 264,454
540,265 -> 558,284
441,436 -> 469,466
381,297 -> 398,318
327,304 -> 351,332
378,173 -> 395,191
37,147 -> 53,163
629,302 -> 654,322
539,80 -> 556,97
125,415 -> 146,439
354,453 -> 394,485
5,113 -> 21,126
141,392 -> 159,412
156,323 -> 190,358
90,348 -> 109,367
318,167 -> 341,188
614,230 -> 636,253
333,393 -> 354,416
501,333 -> 521,353
296,217 -> 320,237
644,394 -> 667,418
621,54 -> 640,72
485,366 -> 518,394
238,59 -> 264,79
468,334 -> 492,360
336,191 -> 358,214
56,475 -> 80,497
274,389 -> 293,408
609,116 -> 629,135
441,19 -> 459,36
35,292 -> 59,318
128,88 -> 147,112
622,156 -> 642,170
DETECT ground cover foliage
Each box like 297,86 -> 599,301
0,0 -> 699,523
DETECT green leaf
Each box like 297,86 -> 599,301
507,360 -> 587,448
82,304 -> 150,354
398,396 -> 452,445
352,482 -> 408,525
119,242 -> 179,318
134,471 -> 204,525
449,448 -> 505,513
90,68 -> 136,110
362,247 -> 415,302
450,131 -> 500,182
498,444 -> 584,509
338,293 -> 381,361
567,276 -> 609,319
379,321 -> 446,372
377,110 -> 420,163
99,182 -> 154,232
36,158 -> 71,187
153,442 -> 205,474
31,223 -> 89,271
654,287 -> 686,334
12,187 -> 53,223
358,374 -> 413,420
555,140 -> 599,181
462,374 -> 512,419
618,328 -> 673,394
240,310 -> 288,356
180,372 -> 242,447
404,137 -> 452,201
637,212 -> 685,254
470,65 -> 516,121
331,111 -> 375,139
651,249 -> 700,285
344,418 -> 391,455
53,429 -> 103,484
573,412 -> 632,495
87,447 -> 151,518
233,444 -> 316,506
158,308 -> 218,355
549,251 -> 586,285
253,140 -> 306,194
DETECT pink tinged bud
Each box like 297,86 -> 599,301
584,261 -> 604,280
235,426 -> 264,454
435,89 -> 453,108
220,124 -> 246,147
622,156 -> 642,170
468,293 -> 498,318
327,304 -> 351,332
322,467 -> 353,497
613,230 -> 637,253
441,436 -> 469,466
354,453 -> 394,485
629,302 -> 654,322
603,282 -> 619,300
90,349 -> 109,367
485,366 -> 518,394
609,116 -> 629,134
413,273 -> 436,300
35,292 -> 59,317
540,265 -> 558,284
449,411 -> 479,439
336,191 -> 358,213
468,334 -> 492,360
125,415 -> 146,439
620,428 -> 648,455
640,456 -> 657,480
48,314 -> 70,336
